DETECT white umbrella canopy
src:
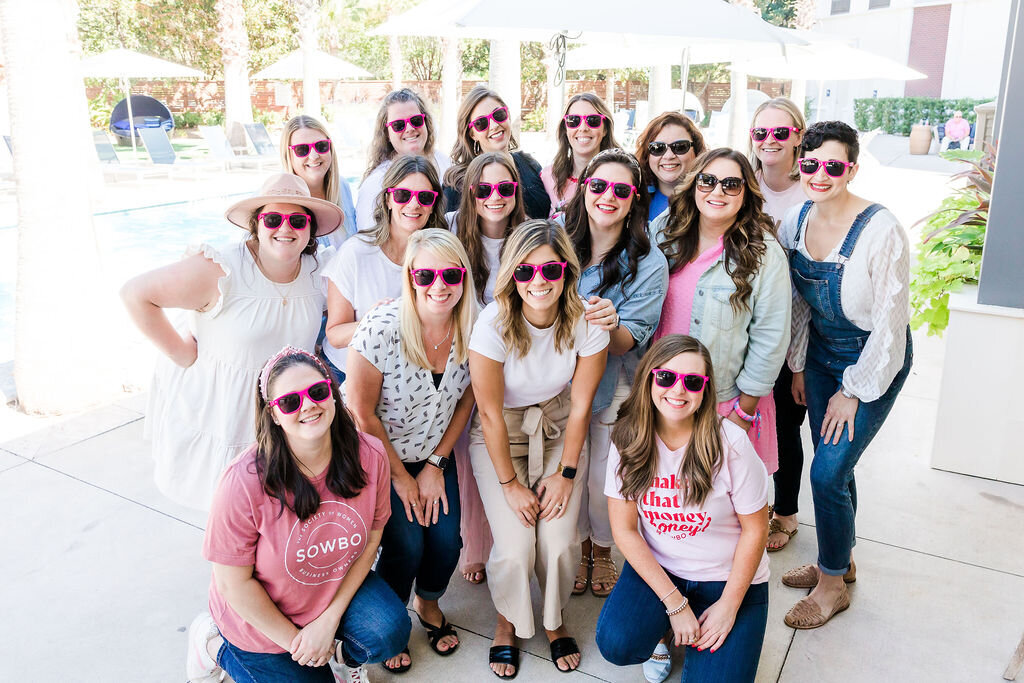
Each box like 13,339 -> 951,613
80,48 -> 205,79
735,36 -> 927,81
253,49 -> 371,80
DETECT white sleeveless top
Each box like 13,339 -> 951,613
144,241 -> 325,510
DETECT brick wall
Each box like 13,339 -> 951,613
904,4 -> 951,97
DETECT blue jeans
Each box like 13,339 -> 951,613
320,351 -> 345,385
596,563 -> 768,683
216,571 -> 411,682
376,458 -> 462,603
803,336 -> 913,575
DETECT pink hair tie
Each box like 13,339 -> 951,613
258,345 -> 330,400
731,398 -> 762,440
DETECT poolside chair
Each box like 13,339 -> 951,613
91,130 -> 169,181
138,128 -> 222,178
244,123 -> 278,157
199,125 -> 278,170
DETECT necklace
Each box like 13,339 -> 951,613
427,321 -> 453,351
252,244 -> 301,307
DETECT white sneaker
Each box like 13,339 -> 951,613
340,663 -> 371,683
642,642 -> 672,683
186,612 -> 227,683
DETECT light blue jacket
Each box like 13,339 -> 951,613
649,213 -> 791,402
577,246 -> 669,412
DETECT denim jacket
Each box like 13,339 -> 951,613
650,213 -> 791,402
577,246 -> 669,412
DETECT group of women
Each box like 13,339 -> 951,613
121,86 -> 912,683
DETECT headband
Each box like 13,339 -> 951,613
586,147 -> 642,176
258,345 -> 331,401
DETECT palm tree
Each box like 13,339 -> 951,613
215,0 -> 253,148
1,0 -> 118,413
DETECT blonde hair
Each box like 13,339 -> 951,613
360,154 -> 447,247
551,92 -> 619,197
280,115 -> 342,207
444,86 -> 519,192
748,97 -> 806,181
364,88 -> 438,180
611,335 -> 724,507
400,229 -> 478,369
493,219 -> 584,358
455,152 -> 527,303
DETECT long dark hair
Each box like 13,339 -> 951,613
564,148 -> 651,297
253,353 -> 366,520
552,92 -> 619,197
657,148 -> 775,312
635,111 -> 706,192
455,151 -> 526,302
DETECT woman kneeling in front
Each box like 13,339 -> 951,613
596,335 -> 770,683
186,347 -> 410,683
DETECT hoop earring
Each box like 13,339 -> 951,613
473,140 -> 481,155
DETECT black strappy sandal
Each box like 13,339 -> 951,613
381,646 -> 411,674
549,637 -> 581,673
417,614 -> 460,656
488,644 -> 520,679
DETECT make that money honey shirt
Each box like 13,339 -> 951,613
203,434 -> 390,653
606,420 -> 771,583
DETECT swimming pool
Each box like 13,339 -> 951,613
0,194 -> 246,362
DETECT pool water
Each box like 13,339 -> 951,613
0,195 -> 246,362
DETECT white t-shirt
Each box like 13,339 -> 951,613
446,210 -> 504,304
469,301 -> 608,408
756,170 -> 807,228
356,150 -> 452,232
606,420 -> 770,583
321,237 -> 403,372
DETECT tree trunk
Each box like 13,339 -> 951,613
215,0 -> 253,149
292,0 -> 322,117
1,0 -> 120,413
794,0 -> 817,29
543,45 -> 565,142
489,40 -> 521,136
389,36 -> 403,90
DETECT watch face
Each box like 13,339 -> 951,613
430,454 -> 449,470
561,466 -> 577,479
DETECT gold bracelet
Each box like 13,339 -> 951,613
666,596 -> 689,616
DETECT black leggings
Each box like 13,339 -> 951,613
772,364 -> 807,516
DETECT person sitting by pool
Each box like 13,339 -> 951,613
356,88 -> 451,232
469,219 -> 608,677
634,112 -> 706,223
322,154 -> 446,382
280,115 -> 356,245
540,92 -> 619,214
444,86 -> 551,221
120,173 -> 343,510
185,346 -> 410,683
595,334 -> 770,683
942,111 -> 971,150
345,228 -> 477,674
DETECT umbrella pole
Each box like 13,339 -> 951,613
680,48 -> 690,114
122,77 -> 137,159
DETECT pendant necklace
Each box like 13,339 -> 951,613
429,321 -> 453,351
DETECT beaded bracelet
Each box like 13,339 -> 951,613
666,596 -> 689,616
732,398 -> 762,439
658,586 -> 680,602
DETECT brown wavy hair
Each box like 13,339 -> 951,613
611,335 -> 723,507
493,219 -> 584,358
634,112 -> 706,192
455,152 -> 526,303
253,352 -> 367,520
360,154 -> 447,247
551,92 -> 619,198
363,88 -> 438,180
563,148 -> 651,297
444,85 -> 519,192
656,148 -> 774,312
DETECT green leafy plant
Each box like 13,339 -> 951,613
853,97 -> 992,134
173,112 -> 203,129
909,146 -> 994,335
521,106 -> 546,132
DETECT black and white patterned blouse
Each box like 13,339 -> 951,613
344,301 -> 471,462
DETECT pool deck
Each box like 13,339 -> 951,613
2,134 -> 1022,681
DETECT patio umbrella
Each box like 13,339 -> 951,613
80,48 -> 204,158
253,49 -> 371,80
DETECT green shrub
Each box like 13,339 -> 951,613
522,107 -> 546,132
173,112 -> 203,129
852,97 -> 993,134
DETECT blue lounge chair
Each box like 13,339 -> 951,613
138,128 -> 221,177
244,123 -> 277,157
199,125 -> 278,170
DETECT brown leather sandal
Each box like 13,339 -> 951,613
590,556 -> 619,598
572,556 -> 591,595
781,562 -> 856,589
766,518 -> 798,552
784,585 -> 851,629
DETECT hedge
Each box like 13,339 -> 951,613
853,97 -> 993,135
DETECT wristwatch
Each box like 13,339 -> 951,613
557,463 -> 577,480
840,385 -> 856,400
426,453 -> 449,471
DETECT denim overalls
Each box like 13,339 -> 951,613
788,201 -> 913,575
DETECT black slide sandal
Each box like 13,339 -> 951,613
549,636 -> 580,673
381,646 -> 411,674
488,645 -> 520,679
417,614 -> 460,656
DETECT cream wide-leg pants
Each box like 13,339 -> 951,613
469,387 -> 586,639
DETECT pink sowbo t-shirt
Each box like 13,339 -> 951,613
653,237 -> 724,342
203,434 -> 391,654
540,164 -> 578,214
605,420 -> 770,583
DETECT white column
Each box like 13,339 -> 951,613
390,35 -> 403,91
489,40 -> 522,134
727,66 -> 749,150
649,64 -> 671,118
440,37 -> 461,152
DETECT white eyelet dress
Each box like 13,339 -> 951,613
144,241 -> 326,510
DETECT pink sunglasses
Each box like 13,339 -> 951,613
268,380 -> 332,414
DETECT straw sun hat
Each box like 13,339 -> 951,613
224,173 -> 345,236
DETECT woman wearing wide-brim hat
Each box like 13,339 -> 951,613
121,173 -> 344,510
